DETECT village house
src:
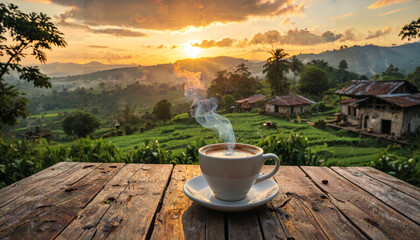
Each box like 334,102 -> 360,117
335,80 -> 420,138
265,95 -> 315,116
22,127 -> 52,143
236,94 -> 266,111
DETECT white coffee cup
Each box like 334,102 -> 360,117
198,143 -> 280,201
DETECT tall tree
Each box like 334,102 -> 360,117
153,99 -> 172,121
298,66 -> 329,100
62,112 -> 100,138
234,63 -> 251,76
399,17 -> 420,41
289,56 -> 304,92
263,49 -> 290,95
0,3 -> 66,127
338,59 -> 348,84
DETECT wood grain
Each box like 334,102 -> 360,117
56,164 -> 142,240
0,163 -> 123,240
332,166 -> 420,225
355,166 -> 420,201
302,166 -> 420,240
272,166 -> 367,239
151,165 -> 224,240
0,162 -> 79,207
91,164 -> 173,240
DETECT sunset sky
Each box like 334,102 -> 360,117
5,0 -> 420,65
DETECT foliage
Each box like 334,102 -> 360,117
371,145 -> 420,187
399,17 -> 420,41
258,132 -> 324,166
263,49 -> 290,95
153,99 -> 172,121
62,112 -> 101,138
406,66 -> 420,88
298,66 -> 329,100
338,59 -> 348,71
207,64 -> 262,99
0,3 -> 66,127
222,94 -> 236,111
372,64 -> 405,81
114,104 -> 142,126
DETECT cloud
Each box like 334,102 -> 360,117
192,38 -> 234,48
378,6 -> 413,16
367,0 -> 410,9
281,17 -> 290,25
92,28 -> 146,37
51,0 -> 303,30
57,20 -> 146,37
330,12 -> 356,21
105,53 -> 132,64
171,45 -> 178,49
157,44 -> 166,49
248,29 -> 342,46
365,26 -> 392,39
89,45 -> 109,49
339,28 -> 357,42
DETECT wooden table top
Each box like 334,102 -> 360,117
0,162 -> 419,240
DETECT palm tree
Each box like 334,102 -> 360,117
289,56 -> 304,92
263,49 -> 290,95
235,63 -> 251,76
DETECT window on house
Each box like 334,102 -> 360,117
347,106 -> 351,115
353,107 -> 357,116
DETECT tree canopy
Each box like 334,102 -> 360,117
263,49 -> 290,95
153,99 -> 172,121
406,66 -> 420,88
0,3 -> 66,127
62,112 -> 100,138
399,17 -> 420,41
298,66 -> 329,99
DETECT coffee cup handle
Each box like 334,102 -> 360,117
255,153 -> 280,184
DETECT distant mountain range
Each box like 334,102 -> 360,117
49,57 -> 264,88
295,42 -> 420,76
43,42 -> 420,88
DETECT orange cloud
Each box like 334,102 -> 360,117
378,6 -> 413,16
365,26 -> 392,39
281,17 -> 290,25
50,0 -> 303,30
192,38 -> 234,48
367,0 -> 410,9
330,12 -> 356,21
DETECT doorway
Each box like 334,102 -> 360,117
381,120 -> 391,134
364,116 -> 369,128
275,105 -> 279,113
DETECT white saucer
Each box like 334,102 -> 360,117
183,175 -> 279,212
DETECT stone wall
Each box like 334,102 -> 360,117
402,106 -> 420,135
358,108 -> 404,137
265,104 -> 311,115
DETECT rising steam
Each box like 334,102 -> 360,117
173,62 -> 235,152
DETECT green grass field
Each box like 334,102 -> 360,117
98,112 -> 397,166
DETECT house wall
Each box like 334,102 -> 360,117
340,103 -> 360,125
402,106 -> 420,135
358,108 -> 404,137
265,104 -> 311,115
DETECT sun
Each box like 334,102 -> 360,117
183,43 -> 201,58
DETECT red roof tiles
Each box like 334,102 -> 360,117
266,95 -> 315,106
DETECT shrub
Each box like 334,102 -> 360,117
371,145 -> 420,187
258,132 -> 324,166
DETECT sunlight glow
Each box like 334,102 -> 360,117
183,43 -> 202,58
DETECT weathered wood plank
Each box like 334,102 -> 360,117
272,166 -> 367,239
302,166 -> 420,240
151,165 -> 225,240
56,164 -> 143,240
0,162 -> 79,207
355,166 -> 420,201
332,166 -> 420,225
228,210 -> 263,240
255,166 -> 288,240
0,163 -> 124,240
90,164 -> 173,240
0,162 -> 101,219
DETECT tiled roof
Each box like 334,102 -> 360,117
236,94 -> 266,104
335,80 -> 418,96
266,95 -> 315,106
378,93 -> 420,107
